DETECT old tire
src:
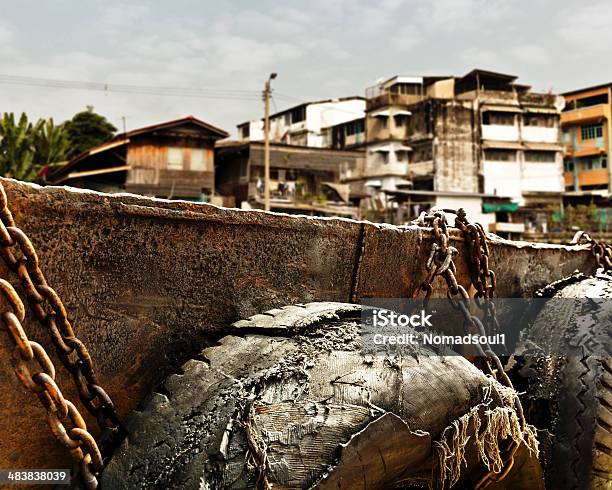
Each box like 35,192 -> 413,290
517,273 -> 612,489
101,302 -> 540,489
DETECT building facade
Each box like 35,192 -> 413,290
561,84 -> 612,195
47,116 -> 229,200
215,141 -> 363,218
321,117 -> 366,150
353,70 -> 565,234
237,97 -> 365,148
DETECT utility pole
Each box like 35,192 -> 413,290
264,73 -> 277,211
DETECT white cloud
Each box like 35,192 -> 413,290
556,1 -> 612,48
0,0 -> 609,134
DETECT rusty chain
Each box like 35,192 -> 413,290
0,278 -> 102,489
0,181 -> 125,486
570,230 -> 612,271
412,208 -> 524,488
0,183 -> 122,433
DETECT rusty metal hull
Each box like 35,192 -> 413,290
0,178 -> 597,471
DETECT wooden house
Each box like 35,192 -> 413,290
47,116 -> 229,200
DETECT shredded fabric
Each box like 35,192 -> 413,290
431,385 -> 539,489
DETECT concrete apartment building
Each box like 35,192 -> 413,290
561,83 -> 612,199
237,97 -> 365,148
352,70 -> 565,234
322,117 -> 366,150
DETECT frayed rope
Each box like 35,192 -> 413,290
431,384 -> 539,489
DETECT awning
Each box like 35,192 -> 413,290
481,104 -> 522,113
322,182 -> 350,202
394,178 -> 412,187
392,110 -> 412,117
60,165 -> 131,183
365,179 -> 382,187
395,145 -> 412,152
523,107 -> 557,114
482,202 -> 519,213
482,140 -> 524,150
371,109 -> 390,118
523,142 -> 563,151
371,145 -> 392,153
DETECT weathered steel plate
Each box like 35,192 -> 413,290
0,178 -> 597,472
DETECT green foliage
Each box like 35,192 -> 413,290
0,113 -> 71,182
33,118 -> 70,167
558,204 -> 604,232
63,106 -> 116,158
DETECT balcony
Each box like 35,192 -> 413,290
577,169 -> 609,187
561,104 -> 608,125
366,93 -> 423,111
522,126 -> 558,143
565,138 -> 607,157
481,124 -> 520,141
409,161 -> 434,178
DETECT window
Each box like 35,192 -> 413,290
581,124 -> 603,140
413,144 -> 433,163
389,83 -> 421,95
190,149 -> 209,171
575,93 -> 609,109
562,129 -> 571,143
578,156 -> 607,170
525,151 -> 556,163
346,119 -> 365,136
564,159 -> 574,172
394,115 -> 407,127
240,125 -> 250,139
484,149 -> 517,161
290,106 -> 306,123
482,111 -> 515,126
524,114 -> 555,127
167,147 -> 183,170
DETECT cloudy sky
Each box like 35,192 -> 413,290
0,0 -> 609,136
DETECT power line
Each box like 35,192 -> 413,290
0,74 -> 263,101
0,74 -> 366,118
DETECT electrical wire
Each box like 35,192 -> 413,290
0,74 -> 263,101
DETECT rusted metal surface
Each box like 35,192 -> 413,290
0,177 -> 598,471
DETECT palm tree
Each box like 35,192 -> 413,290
0,113 -> 37,181
0,113 -> 70,182
33,118 -> 70,167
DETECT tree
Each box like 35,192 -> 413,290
63,106 -> 117,158
0,113 -> 37,181
33,118 -> 70,167
0,113 -> 70,182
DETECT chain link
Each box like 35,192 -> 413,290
0,184 -> 123,435
0,181 -> 126,487
413,208 -> 524,488
0,278 -> 101,489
